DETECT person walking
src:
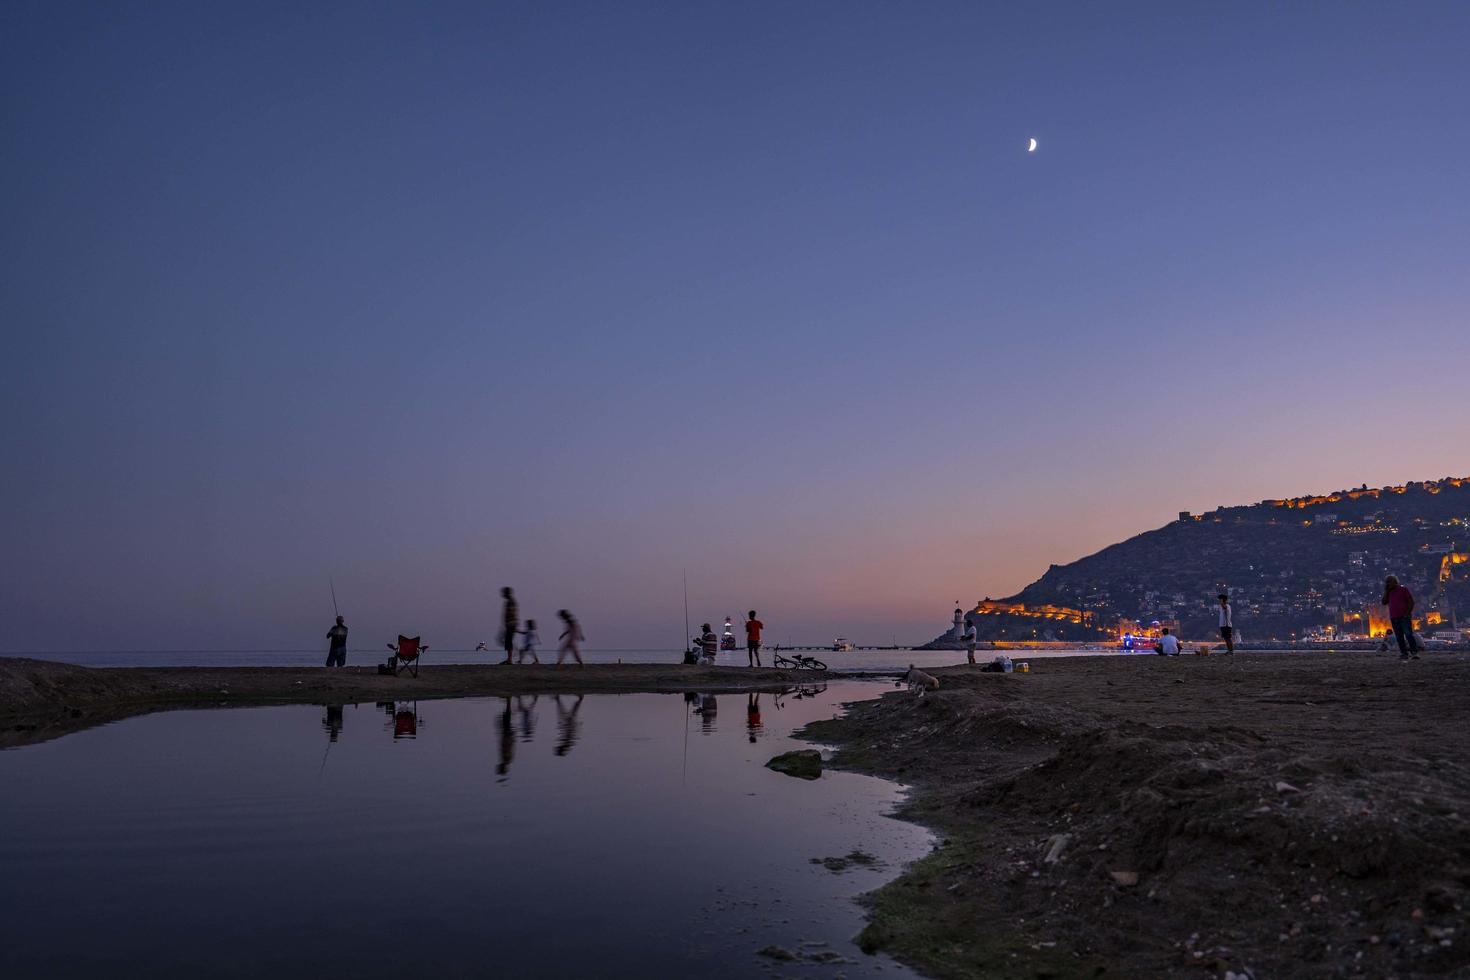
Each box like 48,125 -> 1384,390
1383,575 -> 1421,661
518,618 -> 541,664
499,587 -> 519,665
556,609 -> 585,665
1217,594 -> 1235,654
325,615 -> 348,667
744,610 -> 764,667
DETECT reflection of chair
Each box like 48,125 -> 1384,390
393,701 -> 418,739
386,635 -> 426,678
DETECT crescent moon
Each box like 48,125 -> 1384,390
1027,138 -> 1037,152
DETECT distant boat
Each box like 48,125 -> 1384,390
832,638 -> 855,652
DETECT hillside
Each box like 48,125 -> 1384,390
932,475 -> 1470,645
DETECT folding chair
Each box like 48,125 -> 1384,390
386,635 -> 426,678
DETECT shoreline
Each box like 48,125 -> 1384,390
0,657 -> 852,749
800,651 -> 1470,979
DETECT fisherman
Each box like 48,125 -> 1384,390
699,623 -> 718,663
499,587 -> 519,665
744,610 -> 764,667
325,615 -> 348,668
1217,594 -> 1235,654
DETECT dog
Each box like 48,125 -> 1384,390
904,664 -> 940,697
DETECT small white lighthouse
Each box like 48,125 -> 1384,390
951,604 -> 965,641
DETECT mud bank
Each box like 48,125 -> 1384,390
0,657 -> 835,748
802,651 -> 1470,979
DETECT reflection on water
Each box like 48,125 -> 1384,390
0,681 -> 927,979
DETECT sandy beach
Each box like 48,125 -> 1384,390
0,657 -> 838,749
802,651 -> 1470,979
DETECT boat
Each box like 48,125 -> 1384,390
721,617 -> 738,651
832,638 -> 855,652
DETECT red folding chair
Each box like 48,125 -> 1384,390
386,635 -> 426,678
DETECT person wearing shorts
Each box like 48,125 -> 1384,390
744,610 -> 764,667
1217,594 -> 1234,654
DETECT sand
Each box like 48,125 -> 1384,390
800,651 -> 1470,979
0,657 -> 834,748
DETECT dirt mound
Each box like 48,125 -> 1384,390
805,654 -> 1470,979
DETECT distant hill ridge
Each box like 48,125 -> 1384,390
931,474 -> 1470,646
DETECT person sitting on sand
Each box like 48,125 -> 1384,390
325,615 -> 348,668
518,619 -> 541,664
1156,628 -> 1181,657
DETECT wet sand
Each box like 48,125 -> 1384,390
801,651 -> 1470,979
0,657 -> 836,748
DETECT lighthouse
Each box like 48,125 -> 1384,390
951,604 -> 966,641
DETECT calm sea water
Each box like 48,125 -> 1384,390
0,681 -> 931,979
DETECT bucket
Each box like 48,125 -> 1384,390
1018,661 -> 1030,673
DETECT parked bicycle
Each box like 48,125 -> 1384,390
773,650 -> 827,671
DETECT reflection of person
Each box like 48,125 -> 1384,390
557,610 -> 585,665
322,704 -> 344,741
499,587 -> 519,665
746,692 -> 762,743
553,694 -> 583,757
516,694 -> 538,742
744,611 -> 764,667
1383,576 -> 1420,661
325,616 -> 348,667
1217,594 -> 1235,654
698,694 -> 717,733
497,696 -> 515,779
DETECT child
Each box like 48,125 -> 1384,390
557,609 -> 585,666
518,619 -> 541,664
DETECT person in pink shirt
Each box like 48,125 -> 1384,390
1382,575 -> 1421,661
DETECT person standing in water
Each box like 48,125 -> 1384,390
499,587 -> 519,665
1217,594 -> 1235,655
744,610 -> 764,667
556,609 -> 585,665
1383,575 -> 1421,661
325,615 -> 348,668
518,619 -> 541,664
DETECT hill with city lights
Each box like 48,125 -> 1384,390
924,475 -> 1470,646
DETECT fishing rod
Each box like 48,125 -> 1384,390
683,568 -> 691,655
330,577 -> 340,618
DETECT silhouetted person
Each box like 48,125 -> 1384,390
497,696 -> 515,779
554,694 -> 583,756
557,609 -> 585,665
744,610 -> 764,667
325,615 -> 348,667
746,692 -> 763,743
500,587 -> 519,665
518,619 -> 541,664
1383,575 -> 1420,661
1217,594 -> 1235,654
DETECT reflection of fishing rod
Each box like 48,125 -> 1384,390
318,738 -> 333,778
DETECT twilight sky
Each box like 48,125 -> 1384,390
3,2 -> 1468,651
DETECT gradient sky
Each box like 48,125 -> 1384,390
4,2 -> 1468,651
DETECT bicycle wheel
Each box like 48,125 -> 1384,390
804,657 -> 828,671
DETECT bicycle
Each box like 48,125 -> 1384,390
773,650 -> 828,671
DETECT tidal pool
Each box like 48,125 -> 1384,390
0,681 -> 930,978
